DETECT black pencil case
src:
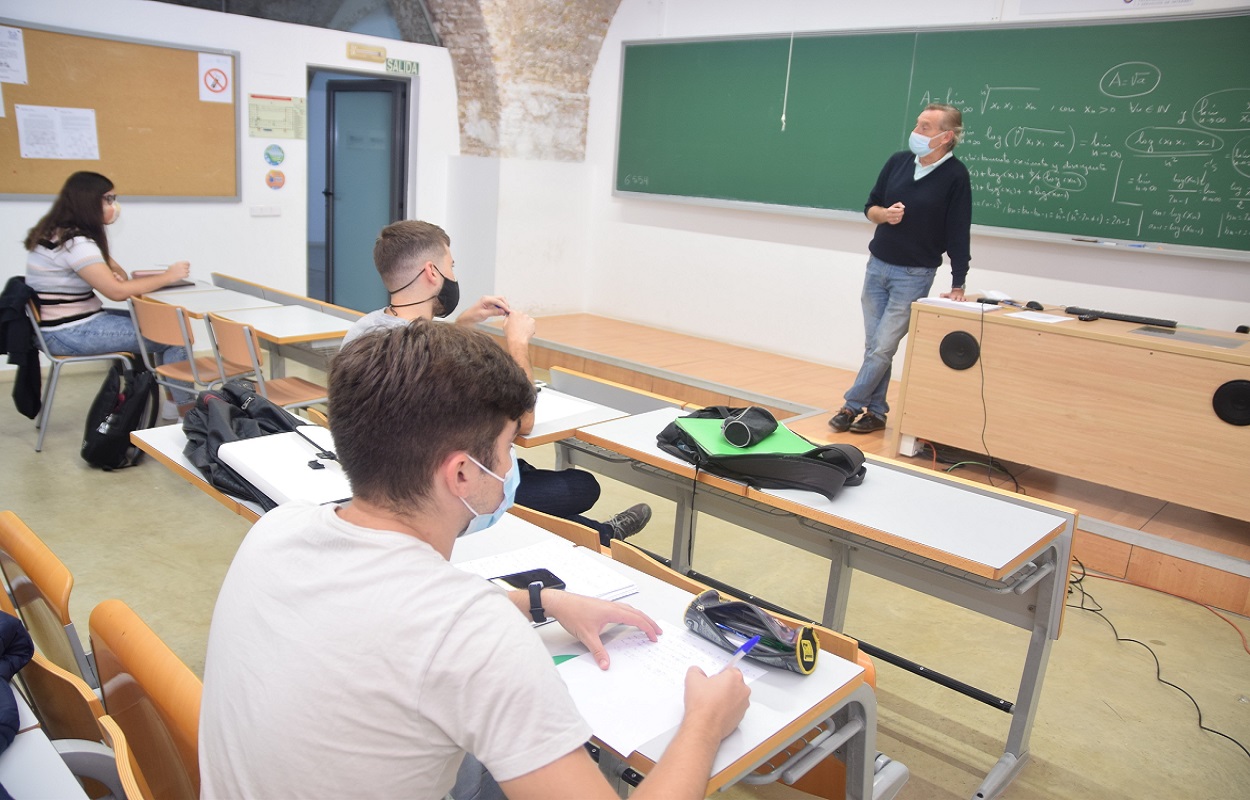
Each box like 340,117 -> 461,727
683,589 -> 819,675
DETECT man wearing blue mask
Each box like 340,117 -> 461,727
199,321 -> 751,799
829,103 -> 972,435
344,220 -> 652,546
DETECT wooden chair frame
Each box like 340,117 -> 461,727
204,312 -> 327,410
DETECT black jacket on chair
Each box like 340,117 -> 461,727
0,277 -> 42,419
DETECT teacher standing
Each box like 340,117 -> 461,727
829,103 -> 972,435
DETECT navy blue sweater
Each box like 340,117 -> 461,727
865,151 -> 972,289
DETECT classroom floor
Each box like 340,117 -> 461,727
2,367 -> 1248,799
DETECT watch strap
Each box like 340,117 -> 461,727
528,580 -> 546,624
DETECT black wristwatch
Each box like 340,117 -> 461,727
528,581 -> 547,624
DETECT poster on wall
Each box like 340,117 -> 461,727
0,25 -> 28,84
15,104 -> 99,159
199,52 -> 233,104
249,94 -> 306,139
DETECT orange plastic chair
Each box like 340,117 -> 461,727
128,296 -> 250,393
89,599 -> 202,800
26,300 -> 133,452
0,510 -> 96,687
204,312 -> 327,409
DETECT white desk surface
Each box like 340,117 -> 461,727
518,388 -> 627,447
132,424 -> 264,520
576,408 -> 1066,574
216,305 -> 352,343
0,685 -> 90,799
148,288 -> 281,317
453,515 -> 864,781
143,280 -> 218,296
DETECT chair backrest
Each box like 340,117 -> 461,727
205,312 -> 265,388
508,505 -> 602,551
26,300 -> 56,359
19,649 -> 106,742
129,296 -> 199,380
301,406 -> 330,427
98,714 -> 156,800
129,296 -> 195,349
0,510 -> 92,683
90,598 -> 202,800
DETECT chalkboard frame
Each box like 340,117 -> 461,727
0,19 -> 241,202
613,13 -> 1250,263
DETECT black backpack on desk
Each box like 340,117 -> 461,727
656,406 -> 867,500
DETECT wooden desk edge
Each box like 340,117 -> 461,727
130,432 -> 261,523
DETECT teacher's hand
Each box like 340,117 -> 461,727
940,287 -> 966,300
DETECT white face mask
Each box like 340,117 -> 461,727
458,449 -> 519,536
105,201 -> 121,224
909,130 -> 945,158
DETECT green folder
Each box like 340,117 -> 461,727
674,417 -> 814,457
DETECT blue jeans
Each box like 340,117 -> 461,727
41,309 -> 194,404
843,255 -> 936,418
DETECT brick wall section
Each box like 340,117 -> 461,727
418,0 -> 621,160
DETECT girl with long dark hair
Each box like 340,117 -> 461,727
25,172 -> 195,410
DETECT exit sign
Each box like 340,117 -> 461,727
386,58 -> 419,76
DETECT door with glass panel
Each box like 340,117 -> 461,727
325,79 -> 408,312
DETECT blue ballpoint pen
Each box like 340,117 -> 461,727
718,635 -> 760,673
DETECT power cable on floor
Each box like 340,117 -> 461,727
1067,558 -> 1250,761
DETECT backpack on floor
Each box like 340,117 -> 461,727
81,358 -> 159,470
656,406 -> 867,500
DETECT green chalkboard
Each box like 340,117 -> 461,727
616,15 -> 1250,255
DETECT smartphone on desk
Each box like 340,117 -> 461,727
491,568 -> 565,591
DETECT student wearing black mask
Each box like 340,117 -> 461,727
342,221 -> 652,547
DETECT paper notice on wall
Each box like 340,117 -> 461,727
199,52 -> 233,103
248,94 -> 307,139
0,26 -> 28,85
16,105 -> 100,160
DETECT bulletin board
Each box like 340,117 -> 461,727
0,21 -> 239,198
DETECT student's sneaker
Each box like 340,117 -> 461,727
605,503 -> 652,542
827,407 -> 858,433
849,412 -> 886,434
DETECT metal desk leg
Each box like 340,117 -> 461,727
669,492 -> 697,574
822,541 -> 855,632
972,623 -> 1051,799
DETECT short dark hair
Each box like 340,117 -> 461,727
328,320 -> 535,513
24,171 -> 115,263
373,220 -> 451,289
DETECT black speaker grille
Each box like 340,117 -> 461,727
939,331 -> 980,371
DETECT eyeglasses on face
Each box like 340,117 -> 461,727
102,194 -> 118,205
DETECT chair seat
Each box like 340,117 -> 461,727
155,357 -> 250,385
264,377 -> 329,408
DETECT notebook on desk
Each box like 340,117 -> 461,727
132,270 -> 194,289
216,426 -> 351,507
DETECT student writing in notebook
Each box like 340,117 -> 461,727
24,171 -> 196,413
198,321 -> 751,799
342,220 -> 652,546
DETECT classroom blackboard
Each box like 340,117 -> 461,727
615,15 -> 1250,255
0,22 -> 238,198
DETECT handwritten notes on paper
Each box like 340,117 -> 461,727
555,622 -> 765,756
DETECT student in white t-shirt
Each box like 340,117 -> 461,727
199,320 -> 750,800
